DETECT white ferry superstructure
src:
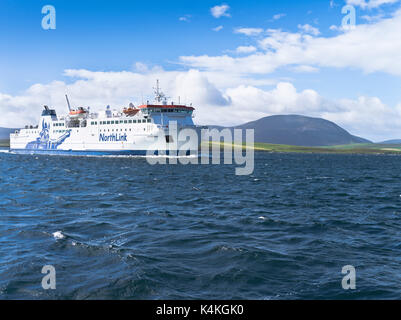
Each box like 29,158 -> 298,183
10,81 -> 202,156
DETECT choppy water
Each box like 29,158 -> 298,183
1,149 -> 401,299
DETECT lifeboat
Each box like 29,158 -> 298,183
69,107 -> 88,118
123,105 -> 139,116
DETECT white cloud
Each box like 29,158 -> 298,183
290,65 -> 319,73
179,15 -> 191,22
235,45 -> 257,54
134,62 -> 149,73
346,0 -> 400,9
1,68 -> 401,141
212,25 -> 224,32
297,24 -> 320,35
272,13 -> 286,20
234,27 -> 264,36
361,13 -> 386,21
180,9 -> 401,76
329,24 -> 342,31
210,4 -> 231,18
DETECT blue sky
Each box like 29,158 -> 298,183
1,0 -> 401,141
0,0 -> 337,91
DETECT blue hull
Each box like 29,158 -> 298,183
10,149 -> 194,156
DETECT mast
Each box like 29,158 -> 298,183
65,95 -> 72,112
153,79 -> 168,104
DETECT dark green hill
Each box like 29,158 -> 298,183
209,115 -> 371,147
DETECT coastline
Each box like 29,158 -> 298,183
0,139 -> 9,148
3,140 -> 401,155
206,141 -> 401,155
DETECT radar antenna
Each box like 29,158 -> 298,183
153,80 -> 168,104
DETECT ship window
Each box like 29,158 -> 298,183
129,120 -> 132,123
124,120 -> 127,124
111,121 -> 115,124
132,120 -> 136,123
147,119 -> 151,123
120,120 -> 124,124
107,121 -> 110,125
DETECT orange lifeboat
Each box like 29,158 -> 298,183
69,107 -> 87,117
123,104 -> 139,116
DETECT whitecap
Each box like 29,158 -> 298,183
52,231 -> 65,240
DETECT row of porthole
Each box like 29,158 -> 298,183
100,127 -> 148,132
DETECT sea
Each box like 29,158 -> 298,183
1,148 -> 401,299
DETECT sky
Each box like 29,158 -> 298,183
1,0 -> 401,141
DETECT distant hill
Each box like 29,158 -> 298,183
0,127 -> 15,140
208,115 -> 371,147
379,139 -> 401,144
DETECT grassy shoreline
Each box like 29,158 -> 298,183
1,139 -> 401,154
204,141 -> 401,155
0,139 -> 9,148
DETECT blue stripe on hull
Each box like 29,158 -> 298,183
9,149 -> 194,156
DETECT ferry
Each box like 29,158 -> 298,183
10,81 -> 202,156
